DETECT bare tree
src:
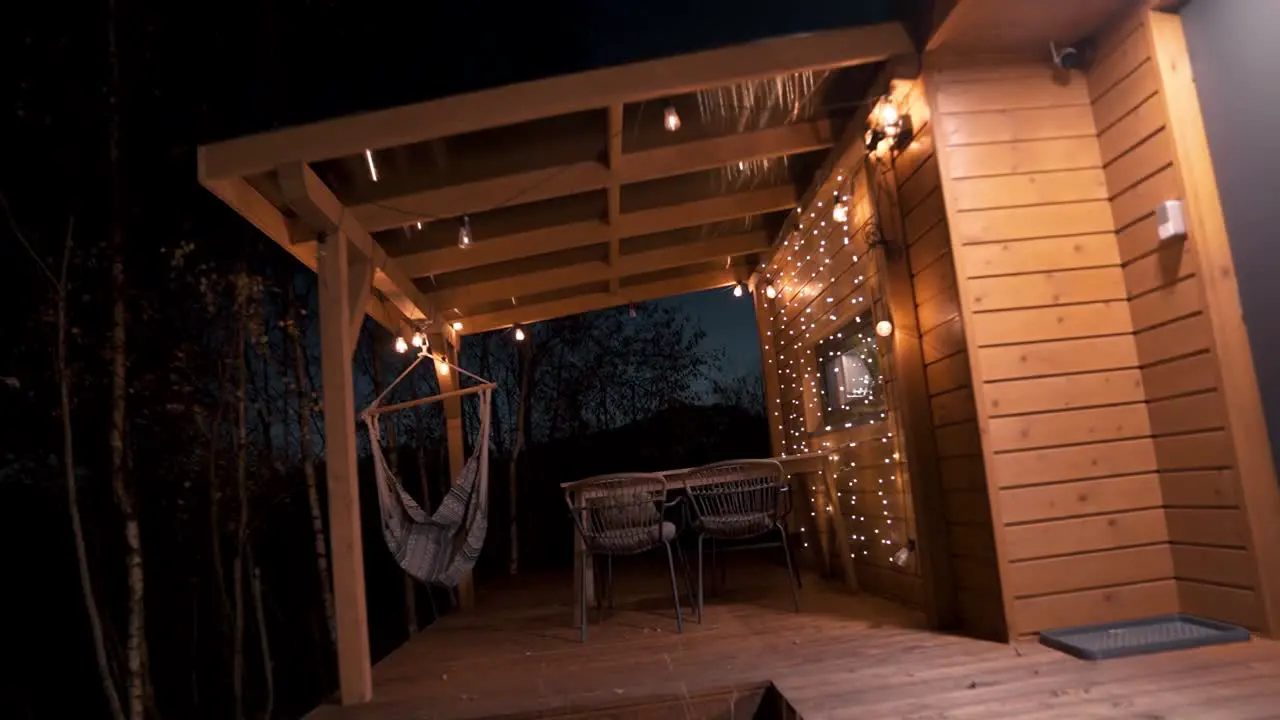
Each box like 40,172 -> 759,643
5,200 -> 126,720
105,0 -> 148,713
287,285 -> 336,650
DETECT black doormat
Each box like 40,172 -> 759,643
1039,614 -> 1251,660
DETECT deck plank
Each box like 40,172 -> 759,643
307,562 -> 1280,719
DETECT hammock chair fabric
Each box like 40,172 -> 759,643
362,352 -> 493,588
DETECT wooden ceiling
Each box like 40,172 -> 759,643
928,0 -> 1138,55
198,23 -> 913,335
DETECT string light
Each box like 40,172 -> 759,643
410,332 -> 426,348
513,325 -> 526,341
663,104 -> 681,132
760,114 -> 918,573
457,216 -> 473,249
394,336 -> 408,353
364,149 -> 379,182
733,283 -> 745,297
451,321 -> 464,331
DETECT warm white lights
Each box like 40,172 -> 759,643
733,283 -> 744,297
876,320 -> 893,337
832,198 -> 849,224
394,336 -> 408,353
457,216 -> 473,249
765,284 -> 778,299
410,332 -> 426,348
451,321 -> 464,331
514,326 -> 526,341
663,104 -> 681,132
364,149 -> 379,182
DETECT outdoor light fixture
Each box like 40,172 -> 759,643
394,336 -> 409,353
410,332 -> 426,348
451,321 -> 464,331
864,95 -> 913,158
733,283 -> 745,297
513,326 -> 526,341
663,104 -> 681,132
364,149 -> 379,182
765,284 -> 778,299
832,193 -> 849,224
457,216 -> 473,249
891,540 -> 916,567
875,320 -> 894,337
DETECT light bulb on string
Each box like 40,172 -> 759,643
394,336 -> 408,353
451,321 -> 464,331
765,284 -> 778,299
733,283 -> 744,298
513,325 -> 526,342
457,216 -> 473,249
663,104 -> 681,132
628,304 -> 637,318
410,332 -> 425,348
876,320 -> 894,337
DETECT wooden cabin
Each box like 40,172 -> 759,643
197,1 -> 1280,717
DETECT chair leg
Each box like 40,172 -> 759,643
594,556 -> 604,622
696,534 -> 705,623
776,525 -> 800,613
580,555 -> 589,643
674,540 -> 696,620
606,554 -> 614,611
664,543 -> 684,634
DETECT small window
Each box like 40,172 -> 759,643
817,315 -> 886,427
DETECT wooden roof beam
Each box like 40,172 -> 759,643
351,119 -> 835,233
426,229 -> 771,311
607,103 -> 624,293
199,23 -> 911,181
198,173 -> 410,332
397,184 -> 798,278
460,268 -> 740,335
276,162 -> 433,322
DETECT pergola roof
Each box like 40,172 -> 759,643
198,22 -> 913,335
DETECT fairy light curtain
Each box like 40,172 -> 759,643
754,140 -> 918,587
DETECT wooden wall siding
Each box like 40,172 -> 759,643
926,62 -> 1179,637
1087,9 -> 1265,631
892,107 -> 1005,639
758,157 -> 924,608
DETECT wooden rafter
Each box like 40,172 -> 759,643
460,268 -> 741,335
199,23 -> 911,181
426,230 -> 771,312
351,119 -> 836,233
277,162 -> 434,322
396,185 -> 797,278
606,104 -> 624,293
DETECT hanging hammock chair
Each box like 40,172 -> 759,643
361,350 -> 494,588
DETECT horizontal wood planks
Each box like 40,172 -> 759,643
1089,8 -> 1265,631
894,115 -> 1004,640
928,59 -> 1174,636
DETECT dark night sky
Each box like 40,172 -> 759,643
652,287 -> 762,384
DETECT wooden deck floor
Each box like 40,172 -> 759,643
309,561 -> 1280,720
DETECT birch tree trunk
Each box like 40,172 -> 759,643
248,547 -> 273,720
289,299 -> 336,649
105,1 -> 147,714
232,301 -> 249,720
52,221 -> 127,720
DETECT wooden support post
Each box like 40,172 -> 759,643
429,332 -> 474,610
866,158 -> 959,631
819,459 -> 860,591
317,231 -> 373,704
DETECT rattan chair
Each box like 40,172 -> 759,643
563,473 -> 690,642
677,459 -> 800,620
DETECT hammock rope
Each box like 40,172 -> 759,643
361,350 -> 493,588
